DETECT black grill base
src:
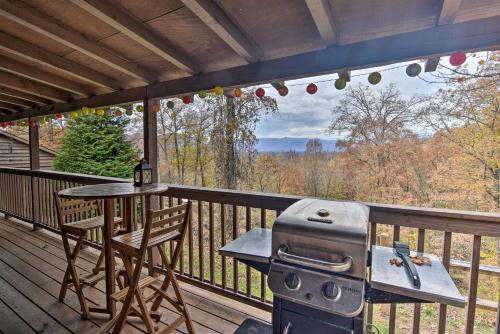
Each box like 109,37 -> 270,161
273,297 -> 364,334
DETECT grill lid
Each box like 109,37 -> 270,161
272,199 -> 369,279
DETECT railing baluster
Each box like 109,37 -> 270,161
188,200 -> 194,277
221,203 -> 226,289
209,202 -> 215,284
233,204 -> 239,293
466,235 -> 482,334
260,208 -> 266,302
389,225 -> 400,334
198,201 -> 204,282
367,222 -> 377,326
438,231 -> 452,334
412,228 -> 426,334
246,206 -> 252,298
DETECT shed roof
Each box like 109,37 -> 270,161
0,130 -> 57,156
0,0 -> 499,122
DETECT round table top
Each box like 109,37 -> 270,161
58,183 -> 168,200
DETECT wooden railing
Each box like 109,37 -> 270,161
0,167 -> 499,334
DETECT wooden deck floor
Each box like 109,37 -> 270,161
0,216 -> 271,334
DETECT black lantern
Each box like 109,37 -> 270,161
133,159 -> 152,186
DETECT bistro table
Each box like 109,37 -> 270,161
58,182 -> 168,318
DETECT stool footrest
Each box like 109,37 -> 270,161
80,271 -> 106,285
112,276 -> 156,301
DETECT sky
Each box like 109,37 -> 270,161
253,53 -> 484,139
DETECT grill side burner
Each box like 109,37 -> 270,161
269,199 -> 369,317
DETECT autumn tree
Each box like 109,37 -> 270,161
207,90 -> 278,189
328,84 -> 424,201
418,53 -> 499,211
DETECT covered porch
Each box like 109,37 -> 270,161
0,0 -> 499,333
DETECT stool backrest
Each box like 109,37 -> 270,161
141,201 -> 191,265
54,192 -> 102,227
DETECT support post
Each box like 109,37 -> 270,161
143,98 -> 161,274
29,117 -> 40,230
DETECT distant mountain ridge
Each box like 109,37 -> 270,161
256,137 -> 338,153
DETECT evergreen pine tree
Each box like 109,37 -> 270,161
54,113 -> 137,178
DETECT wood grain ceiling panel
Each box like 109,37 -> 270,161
217,0 -> 324,60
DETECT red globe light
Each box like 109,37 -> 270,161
234,87 -> 242,97
29,121 -> 36,129
56,112 -> 63,119
449,51 -> 466,66
182,95 -> 191,104
306,83 -> 317,94
256,88 -> 265,98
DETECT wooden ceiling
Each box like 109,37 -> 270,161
0,0 -> 499,121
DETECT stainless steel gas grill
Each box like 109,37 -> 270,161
269,199 -> 369,318
220,199 -> 465,334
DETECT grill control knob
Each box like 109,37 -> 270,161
317,209 -> 329,217
284,273 -> 300,290
322,281 -> 339,300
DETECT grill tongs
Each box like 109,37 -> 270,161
393,241 -> 421,289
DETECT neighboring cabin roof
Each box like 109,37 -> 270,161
0,130 -> 57,156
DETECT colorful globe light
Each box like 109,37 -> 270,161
81,106 -> 89,114
214,86 -> 224,95
368,72 -> 382,85
182,95 -> 191,104
44,116 -> 51,122
125,109 -> 133,116
478,59 -> 486,65
198,90 -> 207,99
306,83 -> 317,94
56,112 -> 63,119
115,110 -> 123,116
167,100 -> 175,109
233,87 -> 242,97
70,111 -> 79,118
406,63 -> 422,77
256,87 -> 265,98
334,78 -> 346,90
278,85 -> 288,96
97,109 -> 105,117
449,51 -> 466,66
135,105 -> 143,113
29,120 -> 36,128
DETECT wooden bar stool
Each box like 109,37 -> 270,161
54,192 -> 123,319
101,201 -> 195,334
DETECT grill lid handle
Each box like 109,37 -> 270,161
277,245 -> 353,272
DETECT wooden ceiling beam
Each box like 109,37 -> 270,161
181,0 -> 261,62
0,101 -> 23,113
0,108 -> 13,115
305,0 -> 338,45
425,0 -> 464,72
0,71 -> 72,103
0,32 -> 122,91
0,55 -> 94,96
438,0 -> 463,25
0,0 -> 156,84
70,0 -> 200,74
0,87 -> 51,105
2,15 -> 499,122
0,94 -> 35,108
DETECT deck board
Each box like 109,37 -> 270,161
0,217 -> 271,334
